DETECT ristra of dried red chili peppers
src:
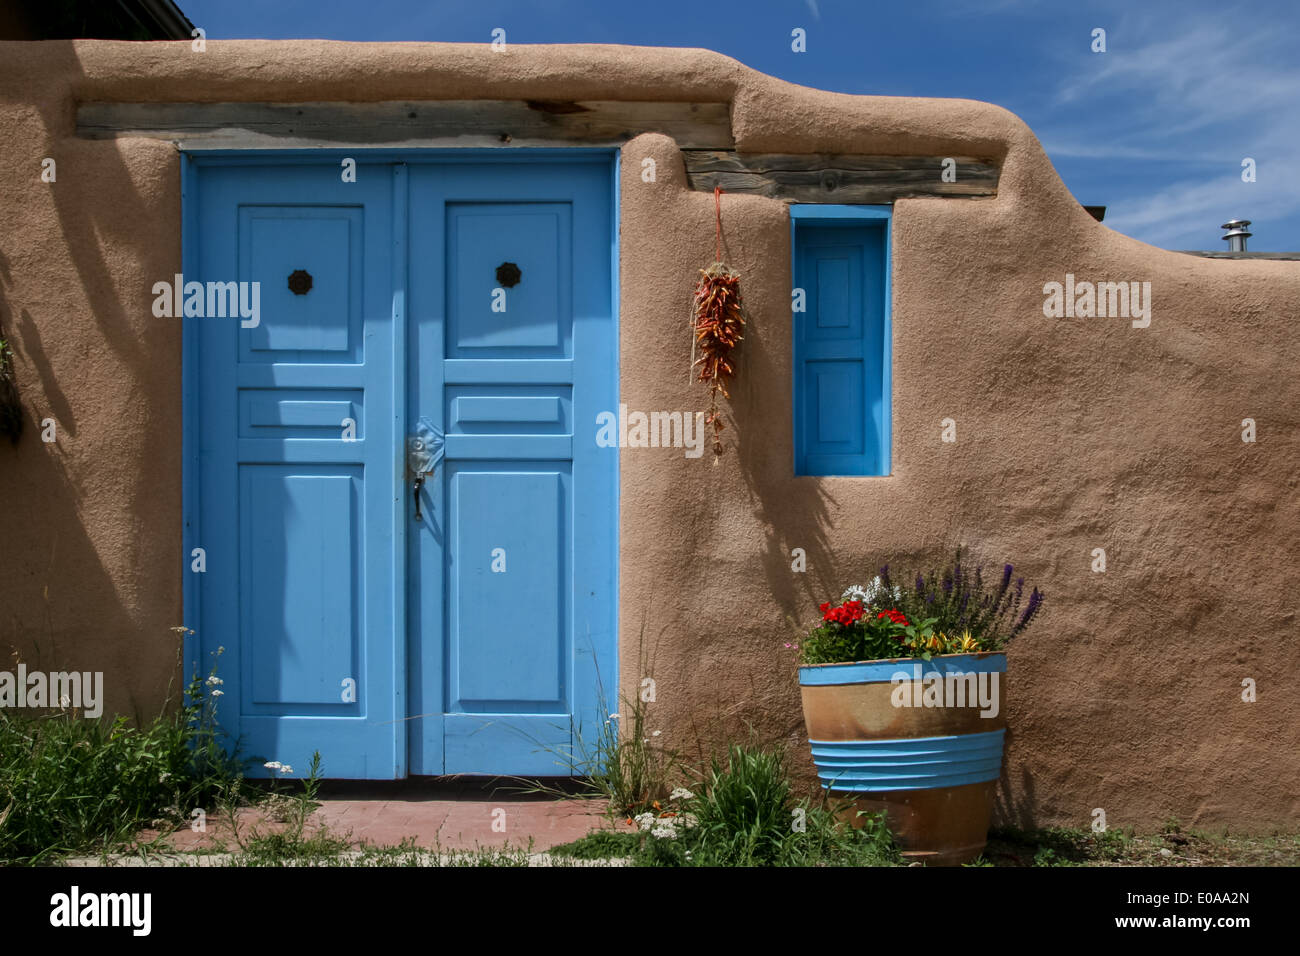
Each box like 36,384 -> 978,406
692,187 -> 746,460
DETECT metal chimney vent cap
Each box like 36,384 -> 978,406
1221,219 -> 1252,252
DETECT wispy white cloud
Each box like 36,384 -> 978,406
1039,141 -> 1217,163
1103,172 -> 1294,250
1037,9 -> 1300,248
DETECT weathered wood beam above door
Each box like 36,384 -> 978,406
682,150 -> 999,202
75,100 -> 735,149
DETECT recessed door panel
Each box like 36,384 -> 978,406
240,206 -> 363,360
447,203 -> 571,355
448,467 -> 567,709
242,467 -> 359,709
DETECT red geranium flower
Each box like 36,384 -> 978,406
821,599 -> 868,627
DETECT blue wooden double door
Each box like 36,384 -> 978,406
190,154 -> 617,779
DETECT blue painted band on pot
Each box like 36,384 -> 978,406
799,652 -> 1006,687
809,728 -> 1006,791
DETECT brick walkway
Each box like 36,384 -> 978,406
143,779 -> 614,853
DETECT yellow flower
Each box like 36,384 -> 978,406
959,631 -> 979,652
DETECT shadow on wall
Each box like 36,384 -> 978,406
994,732 -> 1036,832
720,214 -> 843,619
666,206 -> 838,785
0,43 -> 183,726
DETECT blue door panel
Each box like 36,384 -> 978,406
190,153 -> 617,780
408,158 -> 615,776
242,467 -> 358,708
241,390 -> 363,437
810,361 -> 866,449
794,223 -> 888,476
443,715 -> 574,777
447,202 -> 571,355
241,207 -> 360,356
448,466 -> 568,710
194,163 -> 401,779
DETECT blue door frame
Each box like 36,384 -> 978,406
181,149 -> 620,779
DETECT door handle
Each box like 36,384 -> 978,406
407,417 -> 444,522
412,470 -> 429,521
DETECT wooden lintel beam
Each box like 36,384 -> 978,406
76,100 -> 735,149
682,150 -> 999,203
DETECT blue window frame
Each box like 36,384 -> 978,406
790,205 -> 891,476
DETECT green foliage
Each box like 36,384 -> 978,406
675,744 -> 897,866
235,826 -> 351,867
686,744 -> 794,864
514,628 -> 678,820
800,608 -> 916,665
1089,826 -> 1133,861
622,743 -> 899,867
986,825 -> 1133,866
581,691 -> 677,818
548,829 -> 641,860
884,548 -> 1044,651
549,743 -> 902,867
219,750 -> 331,865
0,637 -> 245,863
801,548 -> 1045,665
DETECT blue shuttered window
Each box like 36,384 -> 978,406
791,206 -> 891,476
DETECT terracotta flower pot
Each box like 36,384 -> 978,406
799,652 -> 1007,866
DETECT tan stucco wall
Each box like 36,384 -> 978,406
1,41 -> 1296,831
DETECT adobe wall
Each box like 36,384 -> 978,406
1,41 -> 1296,830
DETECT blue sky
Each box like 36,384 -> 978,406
181,0 -> 1300,251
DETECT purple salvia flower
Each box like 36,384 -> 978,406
1014,589 -> 1043,635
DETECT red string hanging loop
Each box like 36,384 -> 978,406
714,185 -> 723,262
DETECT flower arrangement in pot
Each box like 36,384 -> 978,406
795,550 -> 1044,865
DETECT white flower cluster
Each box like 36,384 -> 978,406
634,811 -> 699,839
842,576 -> 901,608
635,788 -> 699,840
264,760 -> 294,774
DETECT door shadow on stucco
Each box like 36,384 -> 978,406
11,302 -> 75,439
726,280 -> 843,621
37,46 -> 164,386
0,340 -> 153,723
0,44 -> 182,722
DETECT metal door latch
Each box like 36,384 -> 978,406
407,417 -> 444,522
